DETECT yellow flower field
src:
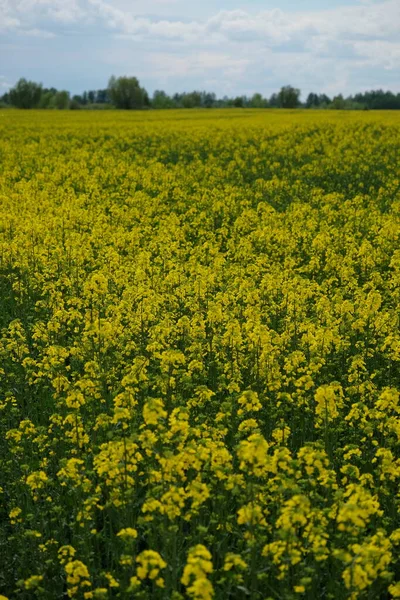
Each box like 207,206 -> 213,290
0,108 -> 400,599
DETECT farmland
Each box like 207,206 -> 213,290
1,109 -> 400,599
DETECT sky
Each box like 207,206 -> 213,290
1,0 -> 399,99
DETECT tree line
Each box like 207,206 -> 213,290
2,76 -> 400,111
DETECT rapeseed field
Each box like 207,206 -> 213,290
0,109 -> 400,599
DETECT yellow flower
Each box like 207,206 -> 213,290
93,589 -> 108,599
294,586 -> 305,594
9,507 -> 23,524
24,575 -> 43,590
103,573 -> 119,588
64,560 -> 91,597
182,545 -> 214,599
117,527 -> 138,541
337,484 -> 382,533
389,582 -> 400,598
237,433 -> 270,476
143,397 -> 167,426
237,390 -> 262,415
237,503 -> 267,528
223,553 -> 247,571
136,550 -> 166,582
314,383 -> 344,427
25,470 -> 48,490
187,577 -> 214,600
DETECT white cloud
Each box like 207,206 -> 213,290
352,40 -> 400,69
204,9 -> 291,45
0,0 -> 69,35
14,0 -> 85,23
0,0 -> 399,96
2,0 -> 400,46
0,0 -> 21,32
147,51 -> 249,79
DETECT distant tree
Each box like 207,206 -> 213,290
54,90 -> 70,109
7,75 -> 400,112
178,90 -> 217,108
181,91 -> 202,108
331,94 -> 346,110
0,92 -> 10,106
352,89 -> 400,110
345,98 -> 366,111
318,94 -> 332,107
143,90 -> 151,108
233,96 -> 244,108
9,78 -> 42,109
152,90 -> 174,109
69,98 -> 81,110
215,95 -> 230,108
201,92 -> 216,108
95,89 -> 109,104
250,93 -> 268,108
269,93 -> 279,108
172,93 -> 183,108
108,76 -> 148,109
278,85 -> 301,108
306,93 -> 320,108
72,94 -> 83,105
39,91 -> 55,109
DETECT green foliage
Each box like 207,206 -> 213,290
331,94 -> 346,110
108,75 -> 149,109
278,85 -> 301,108
54,90 -> 70,110
3,77 -> 400,112
9,78 -> 42,109
249,93 -> 268,108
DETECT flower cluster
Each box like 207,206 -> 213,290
1,109 -> 400,598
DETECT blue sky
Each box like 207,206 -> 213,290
1,0 -> 399,99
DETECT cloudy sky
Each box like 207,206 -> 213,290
1,0 -> 399,99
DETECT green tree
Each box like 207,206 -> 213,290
9,78 -> 42,109
331,94 -> 346,110
353,89 -> 400,110
278,85 -> 301,108
54,90 -> 70,109
39,91 -> 55,109
306,92 -> 320,108
108,75 -> 148,109
152,90 -> 173,109
269,93 -> 279,107
95,89 -> 109,104
69,98 -> 81,110
0,92 -> 10,107
233,96 -> 244,108
318,94 -> 332,107
181,91 -> 202,108
250,93 -> 268,108
201,92 -> 216,108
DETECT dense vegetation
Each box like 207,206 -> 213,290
1,109 -> 400,600
2,77 -> 400,110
